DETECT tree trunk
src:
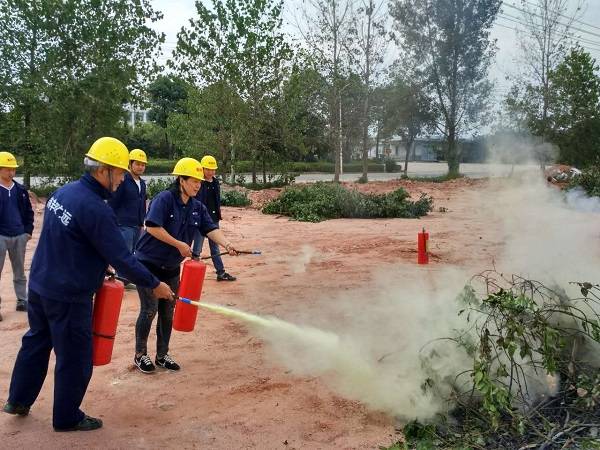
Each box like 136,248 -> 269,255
404,138 -> 414,177
446,126 -> 460,177
360,1 -> 373,183
262,156 -> 266,184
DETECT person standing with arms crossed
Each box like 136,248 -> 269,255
3,137 -> 173,432
0,151 -> 33,321
192,155 -> 236,281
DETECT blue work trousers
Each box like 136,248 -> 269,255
7,290 -> 93,429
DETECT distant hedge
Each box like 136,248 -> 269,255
145,159 -> 395,174
262,182 -> 433,222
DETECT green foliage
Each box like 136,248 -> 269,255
220,190 -> 251,207
0,0 -> 164,185
389,0 -> 501,176
549,48 -> 600,166
124,123 -> 168,160
568,164 -> 600,197
145,159 -> 177,174
384,158 -> 398,173
396,274 -> 600,449
170,0 -> 293,180
28,178 -> 70,198
146,177 -> 173,199
262,182 -> 433,222
506,47 -> 600,167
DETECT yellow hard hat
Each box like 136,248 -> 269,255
0,151 -> 19,168
129,149 -> 147,164
85,137 -> 129,171
172,157 -> 204,181
200,155 -> 218,170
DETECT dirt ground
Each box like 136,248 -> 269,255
0,179 -> 501,449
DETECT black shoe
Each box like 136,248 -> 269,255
3,402 -> 30,416
155,354 -> 180,371
134,354 -> 155,374
54,415 -> 103,432
15,300 -> 27,312
216,272 -> 237,282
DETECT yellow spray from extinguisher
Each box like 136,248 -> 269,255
186,299 -> 376,396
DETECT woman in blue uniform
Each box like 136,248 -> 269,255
133,157 -> 238,374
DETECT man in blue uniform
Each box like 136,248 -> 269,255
2,137 -> 173,432
0,151 -> 34,321
133,157 -> 239,374
108,148 -> 147,253
108,148 -> 148,287
192,155 -> 236,281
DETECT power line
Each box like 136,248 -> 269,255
497,14 -> 600,52
519,0 -> 600,33
503,3 -> 600,40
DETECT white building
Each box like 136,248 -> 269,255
124,104 -> 150,130
367,136 -> 444,161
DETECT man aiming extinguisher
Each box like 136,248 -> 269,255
133,157 -> 239,374
2,137 -> 173,432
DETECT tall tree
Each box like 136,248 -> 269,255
170,0 -> 292,183
0,0 -> 164,184
510,0 -> 585,160
383,74 -> 435,175
296,0 -> 354,181
352,0 -> 388,182
390,0 -> 501,177
548,47 -> 600,166
148,75 -> 189,157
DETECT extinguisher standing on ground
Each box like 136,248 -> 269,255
418,227 -> 429,264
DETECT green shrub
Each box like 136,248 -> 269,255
146,177 -> 173,198
568,164 -> 599,196
220,190 -> 251,207
384,158 -> 398,173
262,182 -> 433,222
29,177 -> 71,198
145,159 -> 176,174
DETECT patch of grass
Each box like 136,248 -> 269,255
403,173 -> 465,183
262,182 -> 433,222
146,177 -> 173,198
221,190 -> 251,207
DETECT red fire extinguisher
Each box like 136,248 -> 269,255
92,277 -> 125,366
173,259 -> 207,332
417,227 -> 429,264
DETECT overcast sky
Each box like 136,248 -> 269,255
151,0 -> 600,99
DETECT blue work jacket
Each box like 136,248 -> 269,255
108,172 -> 147,227
135,189 -> 218,269
0,181 -> 34,235
195,176 -> 222,222
29,173 -> 160,303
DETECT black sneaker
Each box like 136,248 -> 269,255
3,401 -> 30,416
134,354 -> 155,374
216,272 -> 237,282
155,354 -> 180,371
54,415 -> 103,432
16,300 -> 27,312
